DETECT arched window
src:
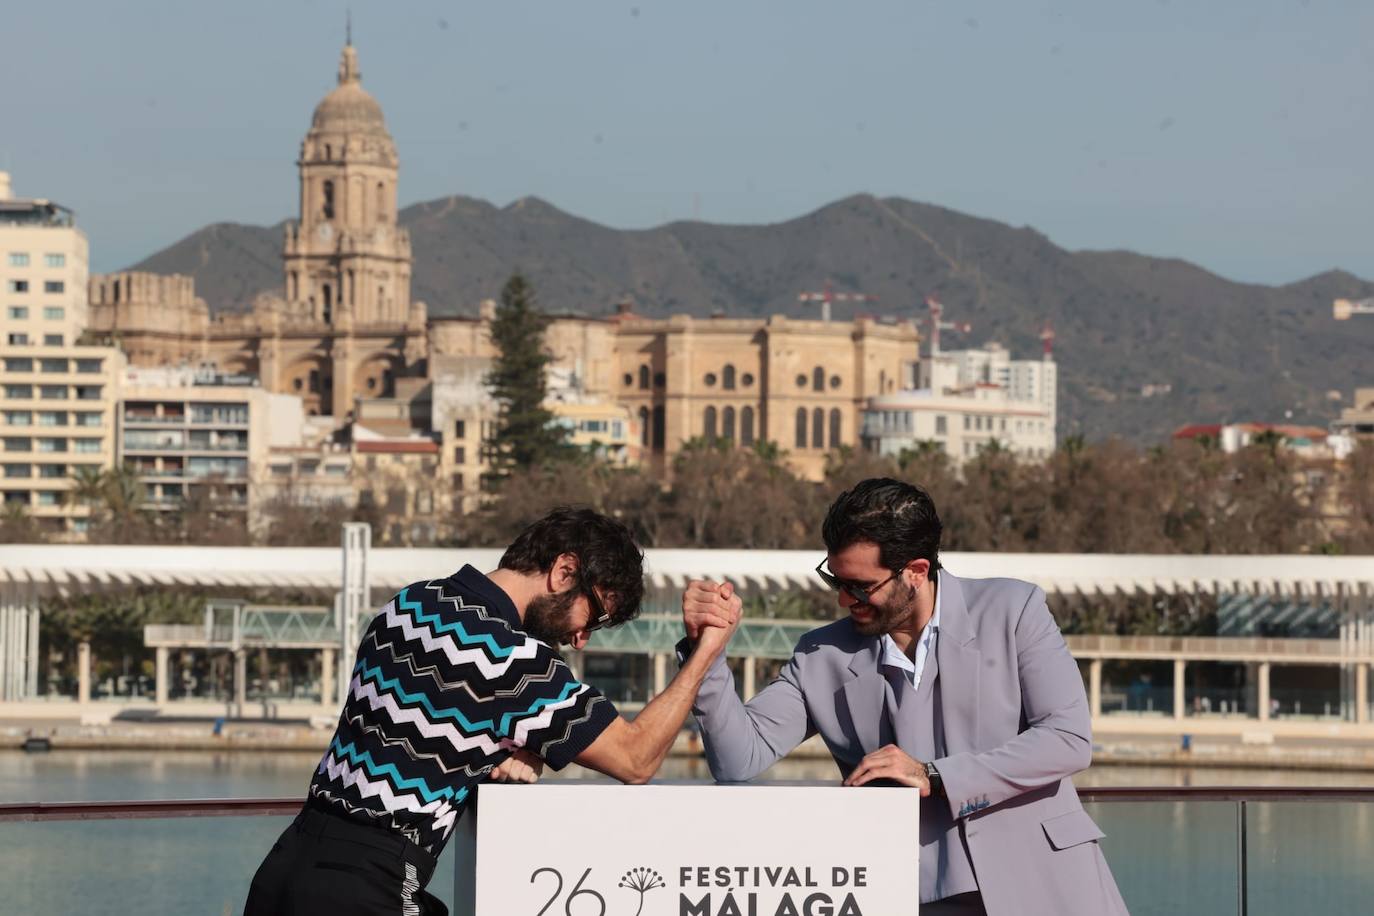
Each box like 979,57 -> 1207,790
638,407 -> 650,446
812,407 -> 824,448
722,406 -> 736,441
813,366 -> 824,392
795,408 -> 807,449
741,406 -> 755,445
638,365 -> 650,390
704,406 -> 717,440
829,409 -> 842,448
376,181 -> 386,223
308,369 -> 320,394
322,283 -> 333,323
723,364 -> 736,390
322,180 -> 335,220
652,406 -> 665,450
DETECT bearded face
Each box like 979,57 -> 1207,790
850,576 -> 919,638
521,588 -> 581,646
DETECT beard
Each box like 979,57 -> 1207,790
851,578 -> 919,638
523,589 -> 581,646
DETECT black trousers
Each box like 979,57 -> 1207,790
244,803 -> 447,916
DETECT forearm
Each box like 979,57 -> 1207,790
619,646 -> 721,782
936,707 -> 1091,817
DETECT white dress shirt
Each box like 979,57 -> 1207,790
878,579 -> 941,690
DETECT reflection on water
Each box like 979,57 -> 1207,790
3,751 -> 1373,915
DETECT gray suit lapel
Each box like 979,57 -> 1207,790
838,637 -> 887,755
935,573 -> 982,752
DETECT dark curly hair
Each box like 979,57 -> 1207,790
498,506 -> 645,626
822,477 -> 943,576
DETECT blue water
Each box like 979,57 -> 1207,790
2,752 -> 1372,915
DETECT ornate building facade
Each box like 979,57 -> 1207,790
89,41 -> 426,419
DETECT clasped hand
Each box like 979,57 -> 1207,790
682,578 -> 743,652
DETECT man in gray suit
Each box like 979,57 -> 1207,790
680,478 -> 1128,915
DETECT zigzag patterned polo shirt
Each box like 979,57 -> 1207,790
308,565 -> 618,855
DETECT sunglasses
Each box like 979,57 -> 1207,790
582,585 -> 613,634
814,559 -> 901,605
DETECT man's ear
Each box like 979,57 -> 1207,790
906,558 -> 931,587
549,552 -> 581,591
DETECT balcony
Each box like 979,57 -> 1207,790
122,413 -> 187,425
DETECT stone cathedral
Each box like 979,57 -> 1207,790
89,41 -> 428,418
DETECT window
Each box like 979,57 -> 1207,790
638,406 -> 649,446
38,464 -> 65,478
454,446 -> 466,464
638,365 -> 650,390
76,359 -> 102,374
43,281 -> 64,294
742,372 -> 754,387
7,334 -> 28,345
35,491 -> 58,507
3,464 -> 31,478
812,408 -> 824,449
5,385 -> 32,399
741,406 -> 755,445
4,357 -> 33,372
453,419 -> 466,439
376,181 -> 387,222
704,372 -> 717,386
622,372 -> 633,387
795,408 -> 808,448
4,411 -> 31,426
322,180 -> 335,219
72,439 -> 101,454
44,253 -> 65,268
43,307 -> 64,320
36,412 -> 66,427
4,438 -> 32,452
704,406 -> 717,440
40,358 -> 68,373
722,406 -> 736,440
7,253 -> 29,267
813,367 -> 824,392
43,335 -> 63,346
652,405 -> 665,450
41,385 -> 68,400
796,373 -> 808,389
829,375 -> 841,389
74,412 -> 101,427
36,438 -> 67,453
7,280 -> 28,293
7,306 -> 27,319
723,365 -> 736,390
936,415 -> 947,435
963,415 -> 971,431
829,409 -> 842,448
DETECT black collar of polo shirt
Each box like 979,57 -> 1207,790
450,564 -> 523,630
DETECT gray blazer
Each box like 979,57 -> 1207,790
687,573 -> 1129,916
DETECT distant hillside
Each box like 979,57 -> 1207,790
129,194 -> 1374,443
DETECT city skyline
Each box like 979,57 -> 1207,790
3,1 -> 1373,284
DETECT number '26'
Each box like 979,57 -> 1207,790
531,867 -> 606,916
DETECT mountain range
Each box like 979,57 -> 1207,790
130,193 -> 1374,444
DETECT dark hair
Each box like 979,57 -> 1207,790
499,506 -> 645,626
822,478 -> 942,575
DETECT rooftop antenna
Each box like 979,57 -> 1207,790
346,9 -> 353,45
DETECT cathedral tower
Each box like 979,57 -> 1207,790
281,40 -> 419,415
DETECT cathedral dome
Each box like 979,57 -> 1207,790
309,44 -> 388,135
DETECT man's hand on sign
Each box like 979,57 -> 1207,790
682,579 -> 742,641
842,744 -> 932,796
488,748 -> 544,784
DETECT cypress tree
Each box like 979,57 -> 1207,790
485,273 -> 570,480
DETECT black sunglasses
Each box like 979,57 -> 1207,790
814,559 -> 901,605
582,586 -> 613,634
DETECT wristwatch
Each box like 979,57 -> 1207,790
924,761 -> 946,798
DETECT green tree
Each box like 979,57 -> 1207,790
484,273 -> 571,481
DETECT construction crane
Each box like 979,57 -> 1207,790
1334,298 -> 1374,320
798,280 -> 877,322
924,294 -> 971,357
1040,320 -> 1056,361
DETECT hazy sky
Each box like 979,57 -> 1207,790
3,0 -> 1371,283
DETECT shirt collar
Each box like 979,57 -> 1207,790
451,564 -> 522,630
878,578 -> 942,672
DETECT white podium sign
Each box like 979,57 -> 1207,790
452,784 -> 918,916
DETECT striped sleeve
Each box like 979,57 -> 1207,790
511,643 -> 618,770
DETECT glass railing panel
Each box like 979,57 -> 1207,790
0,813 -> 460,916
1083,799 -> 1239,916
1245,800 -> 1374,915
